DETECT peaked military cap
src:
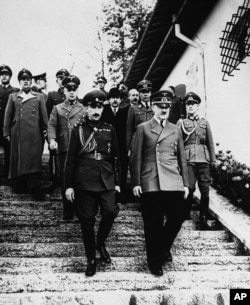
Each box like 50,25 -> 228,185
97,76 -> 107,84
0,65 -> 12,76
82,90 -> 106,107
151,90 -> 173,108
136,79 -> 152,91
108,87 -> 121,99
33,72 -> 47,81
56,69 -> 70,78
18,68 -> 32,81
183,92 -> 201,104
62,75 -> 80,88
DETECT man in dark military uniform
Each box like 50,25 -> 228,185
178,92 -> 215,228
32,73 -> 47,96
126,79 -> 154,154
130,90 -> 189,276
101,87 -> 129,202
167,85 -> 186,124
0,65 -> 19,179
64,89 -> 121,276
48,75 -> 85,221
46,68 -> 69,187
3,68 -> 48,196
96,76 -> 108,100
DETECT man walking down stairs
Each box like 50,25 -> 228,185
1,154 -> 250,304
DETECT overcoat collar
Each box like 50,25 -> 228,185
18,90 -> 36,104
62,100 -> 83,118
150,118 -> 175,142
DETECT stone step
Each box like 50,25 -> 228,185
0,255 -> 249,274
0,241 -> 241,257
0,227 -> 228,243
1,271 -> 250,294
0,290 -> 230,305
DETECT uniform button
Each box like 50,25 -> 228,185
157,152 -> 160,155
171,161 -> 174,164
157,143 -> 159,146
158,161 -> 161,163
171,153 -> 174,156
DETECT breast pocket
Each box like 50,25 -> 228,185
135,112 -> 145,125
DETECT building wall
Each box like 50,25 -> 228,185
162,0 -> 250,165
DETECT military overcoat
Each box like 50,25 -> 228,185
47,100 -> 86,153
3,91 -> 48,179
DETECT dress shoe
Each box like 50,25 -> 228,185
163,250 -> 172,262
85,259 -> 96,276
149,266 -> 163,276
200,216 -> 209,230
96,244 -> 111,264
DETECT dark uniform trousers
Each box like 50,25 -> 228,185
75,190 -> 119,260
141,191 -> 185,269
1,137 -> 10,178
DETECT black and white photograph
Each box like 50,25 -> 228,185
1,0 -> 250,304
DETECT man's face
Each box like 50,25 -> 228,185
152,104 -> 170,121
109,96 -> 121,108
186,102 -> 199,116
139,89 -> 151,102
56,76 -> 64,89
87,105 -> 104,121
64,86 -> 78,101
20,77 -> 32,90
128,89 -> 139,105
0,72 -> 11,85
36,79 -> 47,90
97,81 -> 105,90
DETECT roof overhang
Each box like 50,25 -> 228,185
124,0 -> 219,91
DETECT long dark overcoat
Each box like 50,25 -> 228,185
3,91 -> 48,179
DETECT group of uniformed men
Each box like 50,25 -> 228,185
0,64 -> 215,277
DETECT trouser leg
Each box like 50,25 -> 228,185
187,163 -> 197,219
96,190 -> 119,246
58,152 -> 74,219
163,192 -> 185,252
2,138 -> 10,179
76,191 -> 98,260
141,192 -> 164,268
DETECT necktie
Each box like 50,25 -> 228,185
113,108 -> 117,116
160,120 -> 164,128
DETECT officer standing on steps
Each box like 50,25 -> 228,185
126,79 -> 154,154
0,65 -> 19,179
46,69 -> 70,188
130,90 -> 189,276
178,92 -> 215,229
64,89 -> 121,277
48,75 -> 85,221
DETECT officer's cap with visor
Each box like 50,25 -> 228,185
33,72 -> 47,82
0,65 -> 12,77
97,76 -> 107,84
56,69 -> 70,79
136,79 -> 152,92
183,92 -> 201,105
82,90 -> 106,107
151,90 -> 173,108
18,68 -> 32,81
62,75 -> 80,91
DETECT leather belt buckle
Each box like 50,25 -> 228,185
95,153 -> 101,160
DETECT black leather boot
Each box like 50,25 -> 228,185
200,197 -> 209,230
185,193 -> 194,220
96,243 -> 111,264
85,258 -> 97,276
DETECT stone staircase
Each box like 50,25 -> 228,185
1,154 -> 250,304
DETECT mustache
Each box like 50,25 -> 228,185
93,113 -> 100,117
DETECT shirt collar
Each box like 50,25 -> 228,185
188,114 -> 199,121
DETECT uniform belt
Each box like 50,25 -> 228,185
82,153 -> 112,161
185,140 -> 205,145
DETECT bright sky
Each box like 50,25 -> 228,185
0,0 -> 105,96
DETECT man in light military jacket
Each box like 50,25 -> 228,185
178,92 -> 215,229
48,75 -> 85,221
130,90 -> 189,276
